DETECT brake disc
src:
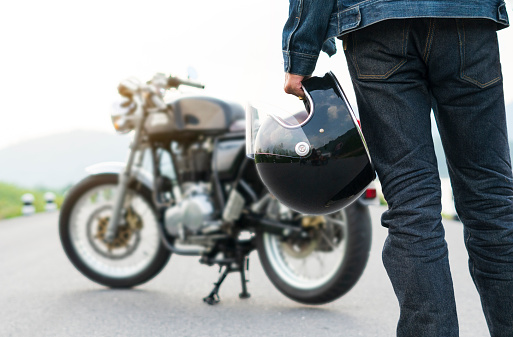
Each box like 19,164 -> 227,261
86,205 -> 142,259
280,237 -> 318,258
125,207 -> 143,230
301,215 -> 326,230
95,217 -> 134,250
280,215 -> 344,256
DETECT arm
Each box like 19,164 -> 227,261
282,0 -> 336,76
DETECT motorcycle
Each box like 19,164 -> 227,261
59,73 -> 376,305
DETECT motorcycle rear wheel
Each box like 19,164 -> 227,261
256,202 -> 372,305
59,173 -> 171,288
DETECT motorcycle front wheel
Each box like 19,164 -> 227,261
59,173 -> 171,288
256,202 -> 372,305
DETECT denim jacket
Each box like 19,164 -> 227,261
283,0 -> 510,76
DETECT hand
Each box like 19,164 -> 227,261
284,73 -> 310,98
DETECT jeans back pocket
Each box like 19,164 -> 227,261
457,19 -> 502,88
348,20 -> 409,80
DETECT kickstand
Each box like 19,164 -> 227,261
203,256 -> 251,305
239,256 -> 250,299
203,265 -> 232,305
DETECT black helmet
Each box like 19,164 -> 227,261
247,72 -> 375,214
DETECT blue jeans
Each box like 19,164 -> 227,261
344,19 -> 513,336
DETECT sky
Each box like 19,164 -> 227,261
1,0 -> 513,150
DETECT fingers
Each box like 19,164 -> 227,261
284,73 -> 310,98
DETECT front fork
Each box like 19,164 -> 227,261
104,119 -> 146,243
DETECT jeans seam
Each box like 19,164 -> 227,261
423,19 -> 435,63
465,230 -> 480,294
461,74 -> 501,88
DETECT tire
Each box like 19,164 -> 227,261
59,173 -> 171,288
256,202 -> 372,305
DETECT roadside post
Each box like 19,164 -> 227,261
21,193 -> 35,216
44,192 -> 57,212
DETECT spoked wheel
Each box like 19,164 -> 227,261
59,174 -> 170,288
256,201 -> 372,305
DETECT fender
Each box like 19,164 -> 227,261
85,161 -> 154,191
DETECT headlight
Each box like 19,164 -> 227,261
110,98 -> 135,133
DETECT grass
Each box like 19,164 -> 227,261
0,182 -> 64,220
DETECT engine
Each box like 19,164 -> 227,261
164,183 -> 216,239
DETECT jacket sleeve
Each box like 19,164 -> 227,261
283,0 -> 336,76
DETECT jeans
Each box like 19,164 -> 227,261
344,19 -> 513,336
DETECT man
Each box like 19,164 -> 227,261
282,1 -> 513,336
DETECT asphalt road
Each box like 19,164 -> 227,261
0,207 -> 489,337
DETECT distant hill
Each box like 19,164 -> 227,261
0,130 -> 131,189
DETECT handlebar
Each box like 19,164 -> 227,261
167,76 -> 205,89
118,73 -> 205,110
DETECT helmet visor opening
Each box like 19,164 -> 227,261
246,99 -> 310,158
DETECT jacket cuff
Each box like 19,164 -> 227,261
283,51 -> 318,76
